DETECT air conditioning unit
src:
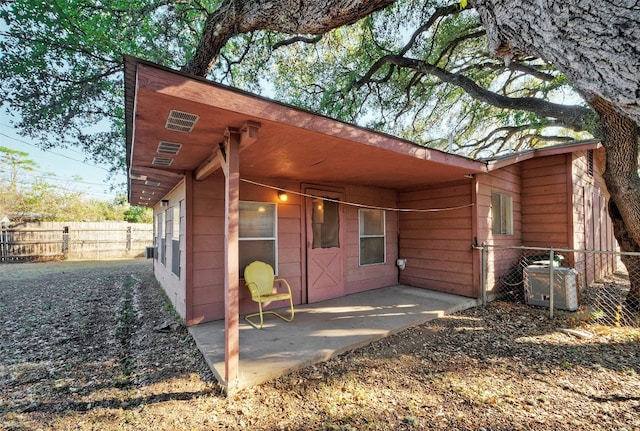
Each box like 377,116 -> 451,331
523,265 -> 578,311
145,246 -> 157,259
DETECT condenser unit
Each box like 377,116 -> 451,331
523,265 -> 578,311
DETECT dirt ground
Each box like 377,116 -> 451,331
1,259 -> 639,431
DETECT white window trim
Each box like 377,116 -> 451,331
358,208 -> 386,266
239,201 -> 279,273
172,204 -> 180,240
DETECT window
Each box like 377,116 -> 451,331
164,210 -> 170,264
359,209 -> 385,265
312,197 -> 340,249
239,201 -> 277,274
154,213 -> 161,261
587,149 -> 594,177
171,204 -> 181,277
172,205 -> 180,240
158,212 -> 166,264
491,192 -> 513,235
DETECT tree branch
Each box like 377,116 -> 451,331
399,4 -> 460,56
355,54 -> 594,131
273,34 -> 323,50
183,0 -> 395,76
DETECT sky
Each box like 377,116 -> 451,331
0,17 -> 126,203
0,109 -> 127,201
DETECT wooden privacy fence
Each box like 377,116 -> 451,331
0,222 -> 153,262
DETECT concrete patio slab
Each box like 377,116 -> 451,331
188,285 -> 479,391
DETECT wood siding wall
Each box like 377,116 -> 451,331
183,176 -> 399,325
237,179 -> 304,317
344,185 -> 398,295
521,155 -> 570,248
476,166 -> 522,296
570,150 -> 617,286
187,172 -> 226,325
153,181 -> 187,320
398,180 -> 476,297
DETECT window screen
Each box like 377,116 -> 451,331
239,201 -> 277,274
158,212 -> 166,264
312,197 -> 340,249
171,204 -> 181,277
172,205 -> 180,240
491,192 -> 513,235
359,209 -> 385,265
155,213 -> 162,261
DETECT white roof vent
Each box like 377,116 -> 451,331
157,141 -> 182,155
165,110 -> 199,132
144,180 -> 161,187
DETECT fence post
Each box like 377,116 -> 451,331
62,226 -> 69,258
0,221 -> 6,263
481,243 -> 488,306
549,248 -> 555,319
126,226 -> 132,252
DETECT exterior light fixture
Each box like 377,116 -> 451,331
277,190 -> 288,202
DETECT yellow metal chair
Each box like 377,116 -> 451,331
244,261 -> 295,329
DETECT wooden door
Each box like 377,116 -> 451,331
305,188 -> 344,303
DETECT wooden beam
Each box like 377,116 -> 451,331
130,166 -> 185,179
194,123 -> 255,182
239,120 -> 261,150
194,145 -> 224,181
224,128 -> 241,390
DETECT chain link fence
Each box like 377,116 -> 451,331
480,244 -> 640,328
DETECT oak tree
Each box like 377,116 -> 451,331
2,0 -> 639,307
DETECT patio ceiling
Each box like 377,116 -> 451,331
124,57 -> 488,207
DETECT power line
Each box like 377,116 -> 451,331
3,179 -> 118,200
0,131 -> 111,172
0,122 -> 87,156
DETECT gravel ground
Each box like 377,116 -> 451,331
1,259 -> 639,430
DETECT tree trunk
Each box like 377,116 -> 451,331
472,0 -> 640,125
592,97 -> 640,310
609,200 -> 640,311
472,0 -> 640,310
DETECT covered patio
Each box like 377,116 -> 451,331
188,285 -> 478,391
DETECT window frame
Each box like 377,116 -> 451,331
171,203 -> 181,277
239,201 -> 278,275
358,208 -> 386,266
158,211 -> 166,264
491,192 -> 514,236
172,204 -> 180,241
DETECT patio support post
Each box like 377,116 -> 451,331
223,127 -> 241,389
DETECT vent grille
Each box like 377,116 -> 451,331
157,141 -> 182,155
152,157 -> 174,166
165,110 -> 199,132
145,180 -> 161,187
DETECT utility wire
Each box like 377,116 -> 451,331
0,131 -> 111,172
241,179 -> 474,213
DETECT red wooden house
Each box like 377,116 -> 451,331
125,57 -> 615,383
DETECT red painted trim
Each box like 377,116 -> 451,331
487,141 -> 601,171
